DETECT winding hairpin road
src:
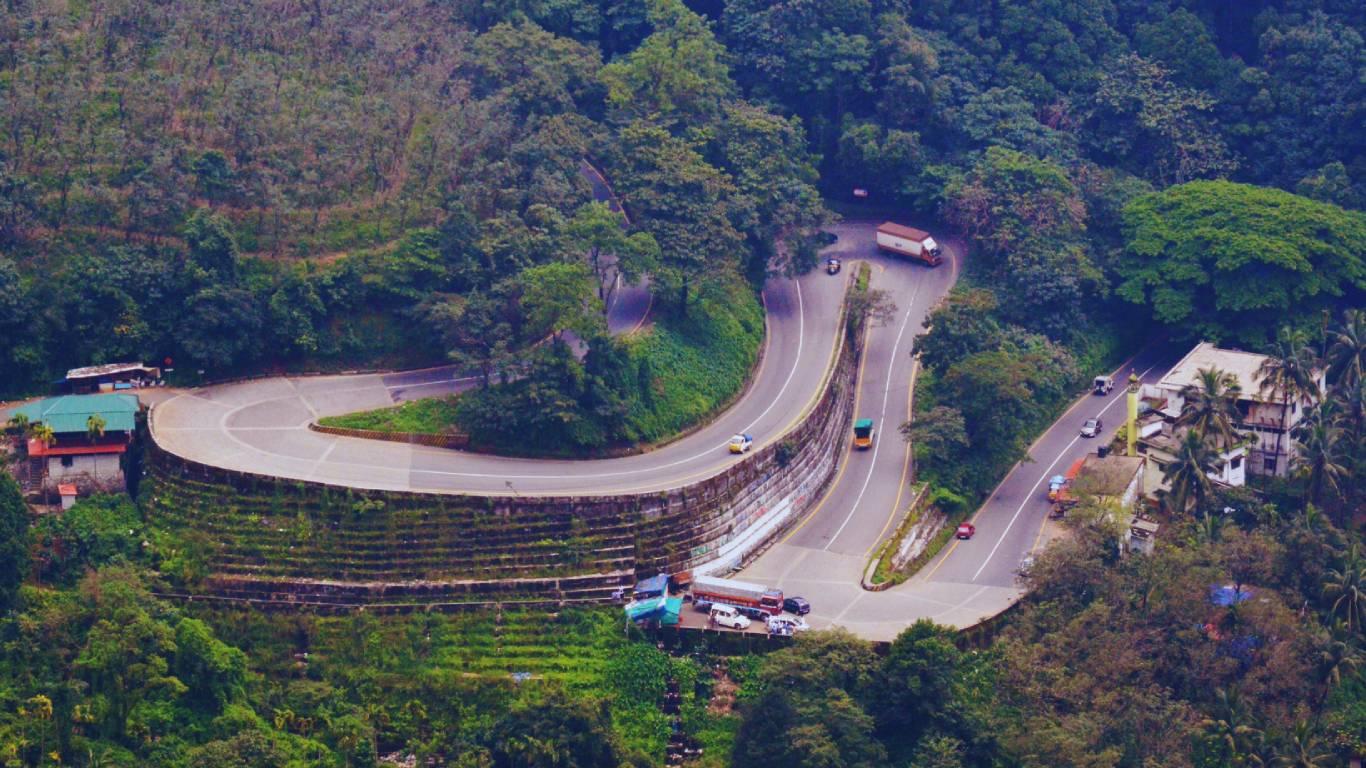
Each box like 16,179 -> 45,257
142,219 -> 1179,640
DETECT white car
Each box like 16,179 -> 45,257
767,615 -> 809,635
728,434 -> 754,454
709,604 -> 751,630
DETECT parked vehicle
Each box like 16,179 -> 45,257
692,575 -> 784,616
633,573 -> 669,600
826,257 -> 842,275
783,596 -> 811,615
669,570 -> 693,592
853,418 -> 876,450
767,614 -> 809,635
956,522 -> 976,539
1081,417 -> 1103,438
1093,375 -> 1114,395
709,604 -> 751,630
876,222 -> 943,266
1048,458 -> 1084,502
729,433 -> 754,454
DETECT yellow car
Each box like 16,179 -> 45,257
728,434 -> 754,454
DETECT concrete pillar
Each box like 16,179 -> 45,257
1126,373 -> 1140,457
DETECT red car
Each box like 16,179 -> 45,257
956,523 -> 977,540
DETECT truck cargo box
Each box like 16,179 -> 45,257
876,222 -> 942,266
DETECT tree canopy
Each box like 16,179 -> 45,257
1117,181 -> 1366,344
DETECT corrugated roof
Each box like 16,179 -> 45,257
877,222 -> 931,241
10,394 -> 139,434
65,362 -> 158,380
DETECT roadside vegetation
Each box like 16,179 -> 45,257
317,396 -> 463,436
322,279 -> 763,453
1,0 -> 1363,766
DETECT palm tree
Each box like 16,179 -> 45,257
1293,414 -> 1349,508
5,413 -> 28,435
28,422 -> 55,449
1325,307 -> 1366,389
1199,687 -> 1263,767
1180,366 -> 1243,449
1272,720 -> 1331,768
1323,545 -> 1365,633
1318,622 -> 1361,689
1331,375 -> 1365,449
85,414 -> 106,443
1258,327 -> 1321,476
1164,429 -> 1219,516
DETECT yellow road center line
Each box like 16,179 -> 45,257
866,355 -> 919,557
775,316 -> 874,546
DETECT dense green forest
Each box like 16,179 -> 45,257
1,0 -> 1364,765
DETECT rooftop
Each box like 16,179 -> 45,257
10,394 -> 139,434
877,222 -> 931,241
1157,342 -> 1317,404
1074,453 -> 1144,497
65,362 -> 159,381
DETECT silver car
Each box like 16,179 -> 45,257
1080,417 -> 1103,438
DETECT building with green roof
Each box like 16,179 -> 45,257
9,393 -> 140,495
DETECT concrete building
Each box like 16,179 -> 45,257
9,394 -> 139,494
1138,421 -> 1248,501
1152,342 -> 1323,477
63,362 -> 161,394
1072,452 -> 1145,510
1127,517 -> 1161,555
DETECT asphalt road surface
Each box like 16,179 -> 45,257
144,218 -> 1167,640
739,340 -> 1182,640
150,254 -> 844,496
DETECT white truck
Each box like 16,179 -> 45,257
876,222 -> 943,266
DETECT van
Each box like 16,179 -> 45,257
708,604 -> 751,630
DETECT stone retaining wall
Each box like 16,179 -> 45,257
146,292 -> 861,609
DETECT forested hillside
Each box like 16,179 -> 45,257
1,0 -> 1364,766
2,0 -> 1361,438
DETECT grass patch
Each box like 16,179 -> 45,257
320,279 -> 765,453
318,395 -> 461,433
618,280 -> 764,444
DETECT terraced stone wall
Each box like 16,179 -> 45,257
144,313 -> 859,610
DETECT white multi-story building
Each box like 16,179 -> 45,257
1151,342 -> 1324,477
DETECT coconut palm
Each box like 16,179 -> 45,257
1293,415 -> 1349,507
1325,307 -> 1366,389
1199,687 -> 1263,767
85,414 -> 106,443
1322,544 -> 1365,633
1180,366 -> 1243,450
28,422 -> 55,448
1318,623 -> 1361,688
1163,429 -> 1219,516
5,413 -> 28,435
1258,327 -> 1321,476
1271,720 -> 1331,768
1331,375 -> 1365,448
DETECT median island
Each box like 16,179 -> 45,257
319,280 -> 764,457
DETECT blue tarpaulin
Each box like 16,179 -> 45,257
1209,585 -> 1254,606
661,598 -> 683,626
624,597 -> 667,622
634,574 -> 669,599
